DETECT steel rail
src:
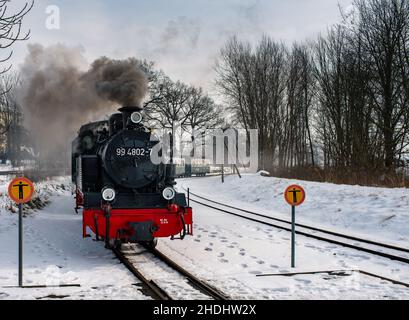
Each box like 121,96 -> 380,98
143,246 -> 229,300
256,269 -> 409,288
185,188 -> 409,254
112,247 -> 172,300
188,197 -> 409,264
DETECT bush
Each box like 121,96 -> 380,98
273,165 -> 409,188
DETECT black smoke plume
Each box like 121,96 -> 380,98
17,44 -> 148,168
87,57 -> 148,106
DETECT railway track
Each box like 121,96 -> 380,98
184,188 -> 409,265
112,247 -> 172,300
113,244 -> 229,300
256,269 -> 409,288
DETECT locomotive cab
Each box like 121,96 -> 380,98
73,106 -> 193,248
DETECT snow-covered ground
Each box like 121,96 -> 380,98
0,173 -> 408,299
178,174 -> 409,246
0,164 -> 31,172
0,176 -> 147,300
167,174 -> 409,299
0,164 -> 13,172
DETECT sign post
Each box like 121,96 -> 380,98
284,184 -> 305,268
18,203 -> 23,287
291,204 -> 295,267
8,177 -> 35,288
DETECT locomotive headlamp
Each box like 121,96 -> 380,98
130,111 -> 143,124
162,187 -> 176,200
102,187 -> 116,202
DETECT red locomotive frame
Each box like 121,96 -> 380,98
76,190 -> 193,242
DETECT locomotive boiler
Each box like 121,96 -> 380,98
72,106 -> 193,248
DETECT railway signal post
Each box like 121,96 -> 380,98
284,184 -> 305,268
8,177 -> 35,288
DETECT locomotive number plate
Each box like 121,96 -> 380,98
116,147 -> 150,157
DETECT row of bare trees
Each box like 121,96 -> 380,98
143,65 -> 223,152
144,69 -> 222,132
215,36 -> 315,172
216,0 -> 409,181
315,0 -> 409,171
0,1 -> 33,164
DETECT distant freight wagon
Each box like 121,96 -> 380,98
174,158 -> 211,177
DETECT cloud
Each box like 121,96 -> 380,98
10,0 -> 353,96
158,16 -> 202,52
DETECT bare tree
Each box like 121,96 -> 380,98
281,43 -> 315,169
215,0 -> 409,185
184,87 -> 223,131
0,0 -> 33,74
216,36 -> 287,172
0,72 -> 19,135
353,0 -> 409,168
0,1 -> 32,163
145,75 -> 191,129
0,72 -> 23,164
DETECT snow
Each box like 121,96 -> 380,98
0,164 -> 13,172
0,177 -> 147,300
156,201 -> 409,299
0,173 -> 408,300
124,244 -> 210,300
178,174 -> 409,246
166,174 -> 409,299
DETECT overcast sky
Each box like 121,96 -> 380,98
10,0 -> 353,94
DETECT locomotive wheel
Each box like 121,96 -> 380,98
113,239 -> 122,250
147,239 -> 158,248
140,239 -> 158,249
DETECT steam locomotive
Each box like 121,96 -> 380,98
72,106 -> 193,248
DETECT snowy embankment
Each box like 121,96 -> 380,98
153,174 -> 409,299
0,175 -> 67,213
178,174 -> 409,246
0,176 -> 146,300
1,173 -> 408,299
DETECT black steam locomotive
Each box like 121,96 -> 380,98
72,106 -> 193,248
